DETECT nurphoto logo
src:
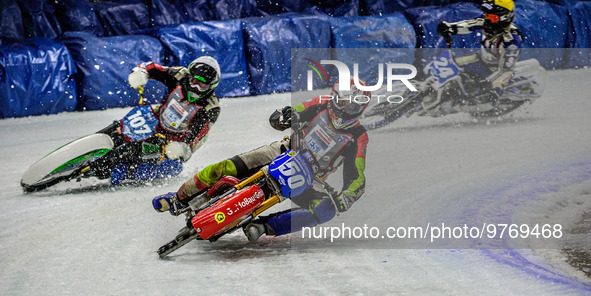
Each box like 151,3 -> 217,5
305,59 -> 418,105
305,59 -> 418,93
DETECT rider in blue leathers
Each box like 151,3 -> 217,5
437,0 -> 522,107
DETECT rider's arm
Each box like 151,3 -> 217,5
341,132 -> 369,199
185,105 -> 219,147
269,97 -> 325,131
294,96 -> 327,121
442,18 -> 485,35
136,62 -> 184,89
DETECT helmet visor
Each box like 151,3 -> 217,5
484,13 -> 500,23
333,98 -> 367,116
190,76 -> 211,92
333,88 -> 368,116
189,63 -> 217,87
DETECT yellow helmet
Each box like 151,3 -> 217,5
479,0 -> 515,34
492,0 -> 514,11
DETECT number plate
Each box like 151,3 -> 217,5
121,105 -> 158,142
428,50 -> 461,89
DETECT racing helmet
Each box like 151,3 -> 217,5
327,76 -> 371,129
479,0 -> 515,36
187,56 -> 221,102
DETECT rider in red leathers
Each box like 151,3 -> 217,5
153,77 -> 371,241
91,56 -> 221,185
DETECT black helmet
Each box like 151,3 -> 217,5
187,56 -> 220,102
479,0 -> 515,35
327,76 -> 371,129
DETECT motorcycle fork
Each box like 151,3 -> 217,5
421,77 -> 468,111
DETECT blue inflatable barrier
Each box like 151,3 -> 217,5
147,0 -> 190,27
256,0 -> 359,17
244,14 -> 331,95
361,0 -> 482,16
514,0 -> 569,69
361,0 -> 420,15
141,20 -> 250,98
17,0 -> 62,39
182,0 -> 215,22
51,0 -> 103,36
564,1 -> 591,68
328,14 -> 416,86
0,38 -> 77,118
208,0 -> 259,20
255,0 -> 317,16
61,32 -> 166,111
544,0 -> 577,6
93,0 -> 151,36
318,0 -> 359,17
0,0 -> 24,44
330,14 -> 416,50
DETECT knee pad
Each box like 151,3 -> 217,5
310,198 -> 337,224
196,159 -> 238,187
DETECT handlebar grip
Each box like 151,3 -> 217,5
137,86 -> 145,105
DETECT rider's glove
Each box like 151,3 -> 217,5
165,141 -> 192,161
437,21 -> 457,38
335,191 -> 357,212
128,66 -> 149,89
269,105 -> 293,131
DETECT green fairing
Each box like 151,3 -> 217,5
50,149 -> 111,174
142,143 -> 161,155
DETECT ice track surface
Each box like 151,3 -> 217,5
1,69 -> 591,295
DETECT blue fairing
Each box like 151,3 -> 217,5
427,50 -> 461,87
121,105 -> 158,142
268,150 -> 314,198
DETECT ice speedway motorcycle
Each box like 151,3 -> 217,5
156,149 -> 336,258
360,46 -> 547,131
21,87 -> 181,192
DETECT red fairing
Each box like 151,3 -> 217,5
207,176 -> 240,196
191,185 -> 265,240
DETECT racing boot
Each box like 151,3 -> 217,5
153,192 -> 186,215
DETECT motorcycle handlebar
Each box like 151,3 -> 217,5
137,86 -> 145,105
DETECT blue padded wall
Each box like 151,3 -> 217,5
0,38 -> 77,118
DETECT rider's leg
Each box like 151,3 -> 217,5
176,138 -> 289,203
243,189 -> 337,241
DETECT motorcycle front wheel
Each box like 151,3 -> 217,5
20,133 -> 114,192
